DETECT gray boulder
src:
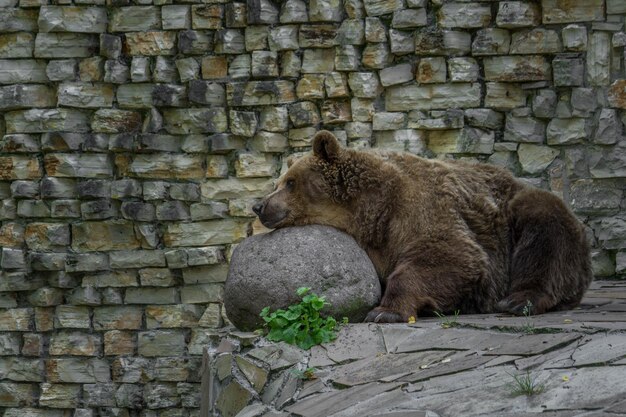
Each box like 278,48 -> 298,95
224,225 -> 381,331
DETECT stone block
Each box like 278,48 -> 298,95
307,0 -> 341,22
510,29 -> 561,54
299,24 -> 338,48
301,48 -> 335,73
415,29 -> 471,56
570,179 -> 623,215
125,32 -> 177,56
164,219 -> 249,246
484,55 -> 550,82
176,57 -> 200,82
188,80 -> 225,106
268,25 -> 299,51
532,89 -> 557,118
386,83 -> 481,111
245,25 -> 269,50
0,9 -> 38,32
72,220 -> 140,252
363,0 -> 404,17
417,57 -> 446,84
496,1 -> 540,28
83,383 -> 116,407
49,332 -> 101,356
248,0 -> 279,24
54,306 -> 90,329
427,128 -> 494,155
191,5 -> 222,30
0,85 -> 56,110
552,56 -> 584,87
392,8 -> 426,28
347,72 -> 381,98
178,30 -> 213,55
227,81 -> 296,106
146,304 -> 203,328
448,57 -> 479,82
542,0 -> 604,23
251,51 -> 278,77
335,45 -> 360,70
517,143 -> 559,174
587,32 -> 610,86
181,283 -> 224,304
162,108 -> 226,134
215,29 -> 245,54
34,33 -> 98,58
79,56 -> 104,82
562,24 -> 587,51
163,5 -> 191,29
39,383 -> 80,408
594,108 -> 621,144
337,19 -> 365,45
57,82 -> 114,108
39,6 -> 107,33
0,59 -> 48,84
44,154 -> 112,178
589,141 -> 626,178
608,79 -> 626,109
100,34 -> 122,59
362,42 -> 390,69
0,32 -> 35,58
109,7 -> 160,32
280,0 -> 308,22
608,0 -> 626,14
138,330 -> 186,357
472,28 -> 511,55
503,115 -> 545,143
93,306 -> 143,330
438,3 -> 491,28
485,82 -> 527,109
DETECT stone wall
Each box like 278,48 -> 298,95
0,0 -> 625,415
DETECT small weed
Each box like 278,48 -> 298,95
292,367 -> 318,380
260,287 -> 341,350
434,310 -> 460,329
508,371 -> 545,396
521,300 -> 536,334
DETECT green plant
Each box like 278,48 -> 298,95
259,287 -> 339,350
434,310 -> 460,329
508,371 -> 545,396
521,300 -> 536,334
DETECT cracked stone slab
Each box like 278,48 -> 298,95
246,342 -> 305,371
322,324 -> 386,363
328,351 -> 451,387
399,352 -> 493,383
382,326 -> 518,354
571,334 -> 626,366
484,333 -> 581,356
284,382 -> 404,417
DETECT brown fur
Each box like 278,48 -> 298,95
253,131 -> 593,322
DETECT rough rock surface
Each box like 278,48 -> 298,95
225,225 -> 381,331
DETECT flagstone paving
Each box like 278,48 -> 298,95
202,281 -> 626,417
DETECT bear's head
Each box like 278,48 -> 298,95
253,130 -> 355,230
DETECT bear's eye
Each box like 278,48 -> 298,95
285,179 -> 295,190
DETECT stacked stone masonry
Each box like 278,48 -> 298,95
0,0 -> 625,415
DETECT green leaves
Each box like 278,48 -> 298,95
259,287 -> 341,350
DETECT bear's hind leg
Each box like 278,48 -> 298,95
498,188 -> 592,316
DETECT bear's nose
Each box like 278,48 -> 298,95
252,202 -> 264,216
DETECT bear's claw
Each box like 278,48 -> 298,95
365,308 -> 404,323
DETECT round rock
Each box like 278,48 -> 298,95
224,225 -> 381,331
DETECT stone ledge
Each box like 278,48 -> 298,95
201,280 -> 626,417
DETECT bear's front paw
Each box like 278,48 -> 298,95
365,307 -> 405,323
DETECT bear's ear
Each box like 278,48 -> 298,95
312,130 -> 341,163
286,154 -> 299,168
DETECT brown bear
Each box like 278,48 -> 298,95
252,131 -> 593,323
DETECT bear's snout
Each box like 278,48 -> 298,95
252,202 -> 264,216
